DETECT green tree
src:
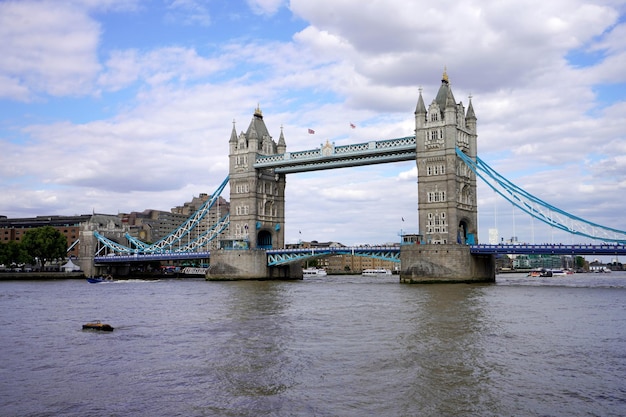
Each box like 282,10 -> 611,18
21,226 -> 67,270
0,241 -> 30,266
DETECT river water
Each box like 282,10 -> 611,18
1,273 -> 625,417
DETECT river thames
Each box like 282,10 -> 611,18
1,272 -> 625,416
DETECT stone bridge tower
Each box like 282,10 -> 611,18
226,106 -> 286,250
415,70 -> 478,245
207,106 -> 294,280
401,71 -> 493,283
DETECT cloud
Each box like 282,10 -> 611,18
247,0 -> 285,16
166,0 -> 212,26
290,0 -> 617,91
97,47 -> 229,92
0,1 -> 102,100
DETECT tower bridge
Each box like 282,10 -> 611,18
83,70 -> 626,282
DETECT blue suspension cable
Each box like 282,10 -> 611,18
456,148 -> 626,243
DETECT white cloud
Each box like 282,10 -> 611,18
98,47 -> 228,92
0,1 -> 101,100
247,0 -> 285,16
166,0 -> 212,26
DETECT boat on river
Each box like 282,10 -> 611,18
362,268 -> 392,276
303,268 -> 327,277
86,275 -> 114,284
529,268 -> 571,277
82,320 -> 114,331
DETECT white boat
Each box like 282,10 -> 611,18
550,269 -> 568,276
303,268 -> 327,277
362,268 -> 392,276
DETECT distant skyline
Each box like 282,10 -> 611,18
1,0 -> 625,246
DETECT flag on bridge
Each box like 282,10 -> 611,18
308,128 -> 315,134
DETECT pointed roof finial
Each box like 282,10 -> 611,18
229,118 -> 238,143
442,66 -> 449,84
254,103 -> 263,117
466,93 -> 476,120
415,86 -> 426,114
278,124 -> 286,147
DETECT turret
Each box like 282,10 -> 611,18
444,85 -> 457,125
245,105 -> 270,152
229,120 -> 238,153
415,87 -> 427,129
466,96 -> 477,133
277,125 -> 287,154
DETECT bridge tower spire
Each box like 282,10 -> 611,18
415,70 -> 478,244
226,106 -> 286,250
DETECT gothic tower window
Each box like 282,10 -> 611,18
459,185 -> 472,205
426,212 -> 448,234
427,190 -> 446,203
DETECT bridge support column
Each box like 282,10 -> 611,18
78,227 -> 97,277
205,250 -> 301,280
400,244 -> 495,283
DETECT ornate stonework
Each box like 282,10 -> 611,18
415,71 -> 478,244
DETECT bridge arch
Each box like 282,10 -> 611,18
257,229 -> 273,249
458,219 -> 470,244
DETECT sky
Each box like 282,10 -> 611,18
1,0 -> 626,247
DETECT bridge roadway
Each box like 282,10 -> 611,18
470,243 -> 626,256
93,244 -> 626,265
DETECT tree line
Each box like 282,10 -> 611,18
0,226 -> 68,270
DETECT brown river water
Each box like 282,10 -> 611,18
1,272 -> 625,416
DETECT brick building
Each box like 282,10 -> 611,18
0,214 -> 92,258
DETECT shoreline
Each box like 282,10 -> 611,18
0,272 -> 85,280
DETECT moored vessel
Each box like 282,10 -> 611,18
303,268 -> 327,276
362,268 -> 392,276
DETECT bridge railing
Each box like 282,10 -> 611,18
470,243 -> 626,255
255,136 -> 416,167
94,251 -> 211,263
267,246 -> 400,266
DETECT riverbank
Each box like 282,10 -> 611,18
0,272 -> 85,280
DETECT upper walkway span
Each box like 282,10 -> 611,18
254,136 -> 416,173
